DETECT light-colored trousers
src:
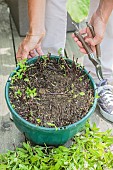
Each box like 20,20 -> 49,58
42,0 -> 113,84
42,0 -> 67,55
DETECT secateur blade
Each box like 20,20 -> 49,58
86,22 -> 104,81
88,53 -> 104,81
96,64 -> 104,81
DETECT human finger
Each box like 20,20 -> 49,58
73,36 -> 79,42
72,33 -> 78,41
36,45 -> 44,56
17,57 -> 22,62
80,48 -> 87,54
27,54 -> 32,59
79,27 -> 87,35
20,49 -> 29,59
76,41 -> 84,48
85,36 -> 103,46
80,44 -> 96,53
29,49 -> 38,57
16,45 -> 28,61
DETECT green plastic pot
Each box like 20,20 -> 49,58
5,55 -> 97,146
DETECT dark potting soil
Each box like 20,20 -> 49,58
9,56 -> 94,128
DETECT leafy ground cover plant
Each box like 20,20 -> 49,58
9,55 -> 94,128
0,122 -> 113,170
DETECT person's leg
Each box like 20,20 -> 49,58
41,0 -> 67,56
84,0 -> 113,85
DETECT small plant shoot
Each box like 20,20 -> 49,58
26,87 -> 37,98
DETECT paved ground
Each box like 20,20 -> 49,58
0,0 -> 113,153
0,0 -> 25,153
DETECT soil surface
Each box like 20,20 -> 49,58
9,56 -> 94,128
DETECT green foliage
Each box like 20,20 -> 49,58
79,91 -> 85,96
24,78 -> 30,82
36,118 -> 41,124
15,71 -> 23,80
79,77 -> 83,81
17,59 -> 27,70
14,89 -> 22,98
95,93 -> 100,99
11,59 -> 28,83
41,55 -> 49,62
0,122 -> 113,169
58,48 -> 63,56
67,0 -> 90,23
26,87 -> 37,98
47,122 -> 58,130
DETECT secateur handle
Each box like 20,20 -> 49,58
74,30 -> 93,55
73,25 -> 98,66
86,22 -> 101,58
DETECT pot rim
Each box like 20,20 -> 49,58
5,55 -> 97,131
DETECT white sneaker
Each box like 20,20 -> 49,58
97,79 -> 113,122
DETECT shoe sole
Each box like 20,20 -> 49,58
98,104 -> 113,122
9,113 -> 13,121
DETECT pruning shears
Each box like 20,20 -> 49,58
72,22 -> 104,81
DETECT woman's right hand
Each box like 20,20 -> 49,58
16,32 -> 45,62
72,11 -> 107,54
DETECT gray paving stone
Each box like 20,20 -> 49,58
0,114 -> 25,153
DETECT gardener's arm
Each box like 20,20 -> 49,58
72,0 -> 113,53
16,0 -> 46,61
